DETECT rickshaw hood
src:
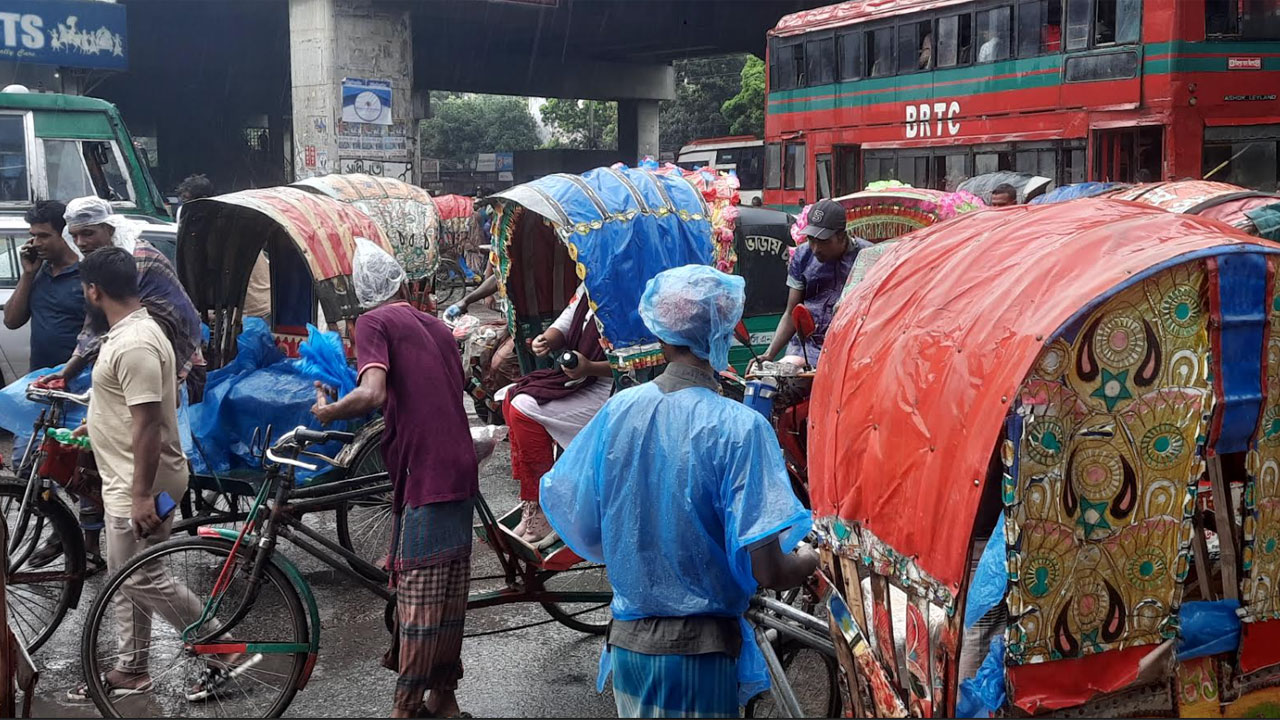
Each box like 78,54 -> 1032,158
808,199 -> 1280,592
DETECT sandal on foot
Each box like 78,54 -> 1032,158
84,553 -> 107,577
66,675 -> 153,702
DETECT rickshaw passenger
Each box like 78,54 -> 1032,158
503,283 -> 612,546
762,199 -> 863,367
43,197 -> 207,401
541,265 -> 817,718
311,239 -> 477,719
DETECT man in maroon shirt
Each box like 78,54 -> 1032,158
313,238 -> 477,718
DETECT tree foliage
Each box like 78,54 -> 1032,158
659,55 -> 752,154
721,56 -> 765,138
420,94 -> 540,166
539,99 -> 617,150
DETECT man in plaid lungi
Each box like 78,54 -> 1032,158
314,239 -> 478,718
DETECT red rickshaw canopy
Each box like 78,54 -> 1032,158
808,200 -> 1277,591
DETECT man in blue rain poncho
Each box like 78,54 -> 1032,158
541,265 -> 818,718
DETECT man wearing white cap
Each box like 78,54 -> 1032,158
41,196 -> 205,400
312,238 -> 477,718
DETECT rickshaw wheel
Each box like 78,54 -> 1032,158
335,440 -> 395,582
433,258 -> 466,305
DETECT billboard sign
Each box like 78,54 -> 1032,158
0,1 -> 128,70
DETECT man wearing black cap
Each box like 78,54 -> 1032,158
763,198 -> 863,366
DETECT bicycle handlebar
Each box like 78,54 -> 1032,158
292,427 -> 355,447
25,385 -> 92,407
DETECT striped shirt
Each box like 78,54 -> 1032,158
75,240 -> 204,377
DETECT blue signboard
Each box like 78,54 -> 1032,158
0,1 -> 128,70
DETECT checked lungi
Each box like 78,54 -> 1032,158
382,497 -> 474,713
610,647 -> 739,718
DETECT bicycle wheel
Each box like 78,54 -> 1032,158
335,440 -> 394,582
179,486 -> 245,535
433,258 -> 465,305
743,639 -> 841,718
1,480 -> 85,652
538,564 -> 611,635
80,537 -> 309,718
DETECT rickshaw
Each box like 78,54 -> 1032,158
293,173 -> 442,310
730,205 -> 795,371
1104,180 -> 1280,241
486,165 -> 719,383
176,186 -> 402,563
807,199 -> 1280,717
431,193 -> 488,304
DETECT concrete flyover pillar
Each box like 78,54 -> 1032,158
617,99 -> 660,165
289,0 -> 416,182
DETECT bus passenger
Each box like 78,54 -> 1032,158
541,265 -> 818,719
990,183 -> 1019,207
763,199 -> 864,367
919,32 -> 933,69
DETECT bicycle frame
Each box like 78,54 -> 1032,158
180,439 -> 610,673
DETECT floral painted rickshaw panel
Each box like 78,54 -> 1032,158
1006,263 -> 1211,665
1242,274 -> 1280,622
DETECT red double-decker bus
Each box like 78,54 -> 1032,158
763,0 -> 1280,208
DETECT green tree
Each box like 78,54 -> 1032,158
539,99 -> 617,150
420,94 -> 540,166
659,55 -> 751,155
721,56 -> 765,138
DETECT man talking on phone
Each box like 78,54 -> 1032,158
67,247 -> 258,702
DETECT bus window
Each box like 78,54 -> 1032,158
937,14 -> 973,67
785,143 -> 806,190
865,154 -> 893,183
976,7 -> 1012,63
1016,148 -> 1057,180
0,115 -> 29,203
771,40 -> 805,90
1204,125 -> 1280,192
834,146 -> 860,196
838,31 -> 864,80
934,153 -> 971,190
816,154 -> 833,199
867,27 -> 894,76
1094,0 -> 1141,44
806,35 -> 837,86
736,146 -> 765,191
1062,143 -> 1086,184
1018,1 -> 1064,55
1208,0 -> 1280,38
1066,0 -> 1091,49
766,143 -> 782,189
899,20 -> 934,72
975,150 -> 1015,175
896,155 -> 929,187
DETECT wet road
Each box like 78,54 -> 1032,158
24,416 -> 618,718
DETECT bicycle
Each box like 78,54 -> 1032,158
1,385 -> 91,653
80,426 -> 611,718
746,586 -> 843,719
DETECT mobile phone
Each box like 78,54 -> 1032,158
21,244 -> 37,262
155,490 -> 177,520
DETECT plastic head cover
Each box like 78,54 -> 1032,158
639,264 -> 745,371
64,195 -> 142,253
353,236 -> 406,308
64,196 -> 112,230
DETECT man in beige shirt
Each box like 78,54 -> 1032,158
68,247 -> 258,703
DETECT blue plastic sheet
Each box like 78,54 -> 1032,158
957,637 -> 1007,718
1029,182 -> 1125,205
0,363 -> 92,466
541,381 -> 811,705
964,514 -> 1007,629
1178,599 -> 1241,661
295,323 -> 357,397
189,318 -> 350,481
495,166 -> 714,351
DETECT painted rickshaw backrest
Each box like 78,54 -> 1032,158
1006,261 -> 1212,669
